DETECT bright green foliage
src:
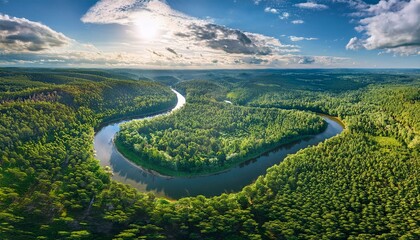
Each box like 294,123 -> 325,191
251,132 -> 419,239
0,69 -> 176,239
176,80 -> 229,102
117,102 -> 325,175
0,69 -> 419,240
0,69 -> 177,126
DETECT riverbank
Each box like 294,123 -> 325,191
318,113 -> 346,129
93,88 -> 345,198
95,101 -> 177,132
114,123 -> 328,178
95,112 -> 343,199
113,99 -> 329,178
94,88 -> 185,132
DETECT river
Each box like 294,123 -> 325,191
94,89 -> 343,199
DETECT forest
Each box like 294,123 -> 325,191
0,68 -> 418,239
116,101 -> 325,175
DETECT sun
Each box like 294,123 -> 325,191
134,14 -> 162,40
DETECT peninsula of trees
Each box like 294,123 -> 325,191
116,101 -> 326,175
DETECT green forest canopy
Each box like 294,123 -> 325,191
0,68 -> 418,239
116,102 -> 326,175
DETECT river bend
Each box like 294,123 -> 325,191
94,89 -> 343,199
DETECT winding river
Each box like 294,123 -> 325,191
94,89 -> 344,200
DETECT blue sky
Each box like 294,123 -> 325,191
0,0 -> 419,68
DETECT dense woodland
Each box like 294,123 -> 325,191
0,68 -> 419,239
116,101 -> 325,175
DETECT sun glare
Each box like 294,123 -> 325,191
135,15 -> 162,40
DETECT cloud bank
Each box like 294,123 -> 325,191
78,0 -> 346,68
0,0 -> 351,68
0,14 -> 71,52
346,0 -> 420,55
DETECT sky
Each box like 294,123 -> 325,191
0,0 -> 419,68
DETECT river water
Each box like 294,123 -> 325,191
94,90 -> 343,199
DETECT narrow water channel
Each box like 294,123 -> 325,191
94,90 -> 344,199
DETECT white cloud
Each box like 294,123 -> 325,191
279,12 -> 290,20
382,46 -> 420,56
345,37 -> 363,50
0,0 -> 351,68
295,1 -> 329,10
329,0 -> 367,10
273,54 -> 349,66
0,14 -> 71,52
0,13 -> 140,67
80,0 -> 309,66
81,0 -> 192,25
347,0 -> 420,55
82,0 -> 350,68
254,0 -> 262,5
264,7 -> 279,14
292,19 -> 304,24
290,36 -> 318,41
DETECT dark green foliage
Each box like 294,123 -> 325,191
175,80 -> 229,102
253,132 -> 419,239
0,69 -> 177,239
0,69 -> 177,125
153,76 -> 180,86
0,68 -> 418,239
117,102 -> 325,175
